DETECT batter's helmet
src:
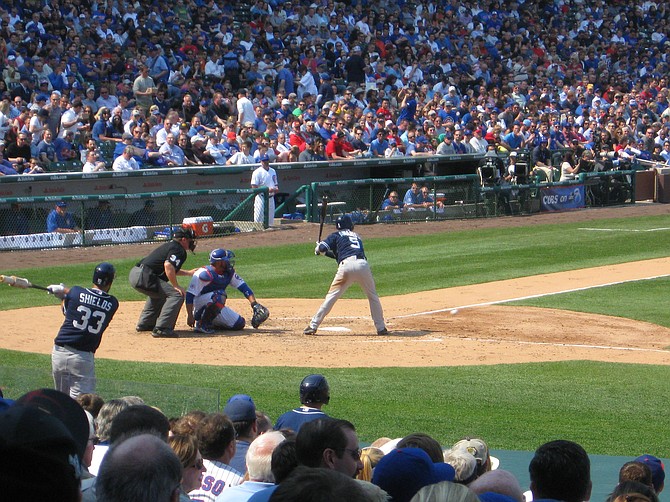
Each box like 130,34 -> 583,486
336,214 -> 354,231
93,262 -> 116,287
210,248 -> 235,268
299,374 -> 330,405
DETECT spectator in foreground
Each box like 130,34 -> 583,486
529,440 -> 591,502
224,394 -> 260,475
169,434 -> 206,501
189,413 -> 244,501
217,431 -> 286,502
96,434 -> 182,502
295,418 -> 363,479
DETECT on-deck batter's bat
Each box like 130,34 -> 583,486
0,274 -> 50,291
317,196 -> 328,242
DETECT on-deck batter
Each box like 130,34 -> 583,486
304,214 -> 388,336
49,263 -> 119,399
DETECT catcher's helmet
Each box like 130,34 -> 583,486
210,248 -> 235,268
93,262 -> 116,287
336,214 -> 354,231
299,374 -> 330,405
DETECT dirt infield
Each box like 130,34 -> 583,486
1,204 -> 669,367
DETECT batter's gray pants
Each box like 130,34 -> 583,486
129,265 -> 184,331
52,344 -> 95,399
309,257 -> 386,332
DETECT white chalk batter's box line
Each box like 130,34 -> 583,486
393,273 -> 670,320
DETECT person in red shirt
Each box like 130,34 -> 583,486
289,121 -> 307,152
325,131 -> 356,159
375,98 -> 394,121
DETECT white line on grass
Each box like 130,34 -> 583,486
579,227 -> 670,232
393,273 -> 670,319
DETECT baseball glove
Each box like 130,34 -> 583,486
251,302 -> 270,329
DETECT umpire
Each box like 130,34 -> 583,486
129,227 -> 197,338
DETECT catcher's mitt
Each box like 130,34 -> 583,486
251,302 -> 270,329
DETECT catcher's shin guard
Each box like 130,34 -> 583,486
201,302 -> 222,325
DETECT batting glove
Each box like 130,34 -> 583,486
47,283 -> 66,299
314,242 -> 323,255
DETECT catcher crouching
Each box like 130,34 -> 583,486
185,248 -> 270,334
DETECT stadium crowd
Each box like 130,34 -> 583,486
0,378 -> 665,502
0,0 -> 668,175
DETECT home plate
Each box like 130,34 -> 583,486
319,327 -> 352,332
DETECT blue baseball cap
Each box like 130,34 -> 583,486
635,455 -> 665,492
259,154 -> 270,162
223,394 -> 256,422
56,201 -> 67,207
372,448 -> 455,502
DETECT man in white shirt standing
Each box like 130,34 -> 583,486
237,88 -> 257,126
250,154 -> 279,227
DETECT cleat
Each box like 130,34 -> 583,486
136,325 -> 153,332
377,328 -> 389,336
303,326 -> 317,335
152,327 -> 178,338
194,321 -> 215,334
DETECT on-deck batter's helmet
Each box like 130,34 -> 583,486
336,214 -> 354,231
210,248 -> 236,268
93,262 -> 116,287
299,374 -> 330,405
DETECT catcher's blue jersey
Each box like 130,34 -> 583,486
54,286 -> 119,353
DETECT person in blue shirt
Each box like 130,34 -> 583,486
397,88 -> 417,125
274,374 -> 331,432
381,191 -> 405,211
46,201 -> 79,233
368,129 -> 389,158
403,182 -> 421,206
304,214 -> 387,336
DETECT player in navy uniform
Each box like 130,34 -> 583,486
274,374 -> 330,432
304,214 -> 388,335
129,227 -> 197,338
185,248 -> 264,334
49,263 -> 119,399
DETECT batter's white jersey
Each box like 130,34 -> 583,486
251,165 -> 278,226
189,459 -> 244,502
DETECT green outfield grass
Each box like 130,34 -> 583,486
1,350 -> 669,456
1,213 -> 670,455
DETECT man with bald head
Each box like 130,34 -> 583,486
216,431 -> 286,501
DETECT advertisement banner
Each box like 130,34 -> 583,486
540,185 -> 585,212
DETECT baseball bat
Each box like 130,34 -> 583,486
317,196 -> 328,242
367,186 -> 390,224
0,274 -> 50,291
